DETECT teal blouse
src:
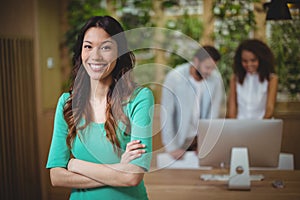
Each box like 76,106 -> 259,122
46,88 -> 154,200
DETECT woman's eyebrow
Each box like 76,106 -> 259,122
101,40 -> 114,45
83,40 -> 92,44
83,40 -> 114,45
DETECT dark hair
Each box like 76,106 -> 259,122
64,16 -> 136,150
194,45 -> 221,62
233,39 -> 275,84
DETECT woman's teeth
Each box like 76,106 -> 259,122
90,64 -> 106,70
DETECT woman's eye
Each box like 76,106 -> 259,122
101,45 -> 112,51
83,45 -> 92,49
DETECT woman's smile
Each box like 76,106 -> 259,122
88,63 -> 108,72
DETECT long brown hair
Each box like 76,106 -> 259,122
63,16 -> 136,150
233,39 -> 275,84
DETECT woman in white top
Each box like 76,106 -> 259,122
228,39 -> 278,119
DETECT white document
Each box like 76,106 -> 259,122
157,151 -> 211,169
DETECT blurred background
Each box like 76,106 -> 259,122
1,0 -> 300,199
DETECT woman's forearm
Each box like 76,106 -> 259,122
68,159 -> 144,187
228,75 -> 237,118
264,75 -> 278,119
50,167 -> 106,188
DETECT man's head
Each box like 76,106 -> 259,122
192,46 -> 221,80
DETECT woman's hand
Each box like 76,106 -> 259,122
120,140 -> 146,164
67,158 -> 76,172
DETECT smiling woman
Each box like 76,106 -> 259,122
81,27 -> 118,81
228,39 -> 278,119
46,16 -> 154,200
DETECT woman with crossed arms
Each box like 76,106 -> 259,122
46,16 -> 154,199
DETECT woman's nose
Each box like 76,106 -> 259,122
90,47 -> 103,60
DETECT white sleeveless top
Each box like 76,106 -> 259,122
236,73 -> 268,119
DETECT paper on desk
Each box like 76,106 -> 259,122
157,151 -> 201,169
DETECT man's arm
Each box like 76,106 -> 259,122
210,73 -> 225,118
160,74 -> 180,152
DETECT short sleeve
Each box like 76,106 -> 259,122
46,93 -> 71,169
126,88 -> 154,171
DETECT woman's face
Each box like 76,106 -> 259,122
81,27 -> 118,81
241,50 -> 259,74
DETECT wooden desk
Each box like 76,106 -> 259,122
144,169 -> 300,200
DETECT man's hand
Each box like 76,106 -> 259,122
170,149 -> 185,160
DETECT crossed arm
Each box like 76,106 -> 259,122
49,140 -> 146,188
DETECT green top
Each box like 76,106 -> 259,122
46,87 -> 154,200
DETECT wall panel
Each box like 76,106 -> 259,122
0,37 -> 42,200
